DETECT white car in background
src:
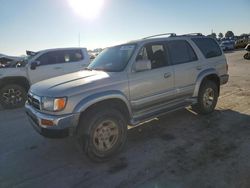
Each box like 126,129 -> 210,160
0,47 -> 90,109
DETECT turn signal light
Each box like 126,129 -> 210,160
54,98 -> 67,111
41,119 -> 54,126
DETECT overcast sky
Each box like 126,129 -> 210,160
0,0 -> 249,56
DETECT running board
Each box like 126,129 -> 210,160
130,101 -> 191,126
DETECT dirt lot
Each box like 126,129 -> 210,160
0,50 -> 250,188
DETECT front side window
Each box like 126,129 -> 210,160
36,50 -> 84,66
88,44 -> 136,72
192,38 -> 222,58
167,40 -> 197,65
136,43 -> 168,69
36,51 -> 58,65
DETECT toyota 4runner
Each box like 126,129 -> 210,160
25,33 -> 229,161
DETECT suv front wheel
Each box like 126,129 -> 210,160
77,107 -> 127,162
193,80 -> 218,114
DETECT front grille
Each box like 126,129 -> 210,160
28,93 -> 41,110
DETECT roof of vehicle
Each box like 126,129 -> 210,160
125,33 -> 211,45
28,47 -> 88,55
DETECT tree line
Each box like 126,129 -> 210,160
208,31 -> 250,39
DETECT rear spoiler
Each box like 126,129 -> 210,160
26,50 -> 37,56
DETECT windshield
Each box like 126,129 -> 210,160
24,54 -> 36,62
87,44 -> 136,72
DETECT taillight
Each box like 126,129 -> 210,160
226,63 -> 228,72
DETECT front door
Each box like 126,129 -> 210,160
128,42 -> 175,114
28,51 -> 65,84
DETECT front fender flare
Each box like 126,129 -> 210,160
73,90 -> 132,116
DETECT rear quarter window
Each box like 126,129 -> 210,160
192,38 -> 222,58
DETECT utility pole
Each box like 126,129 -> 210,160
78,32 -> 81,47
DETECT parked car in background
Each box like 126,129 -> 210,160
235,39 -> 249,49
25,33 -> 229,161
220,41 -> 235,51
0,47 -> 90,109
0,55 -> 24,68
243,44 -> 250,60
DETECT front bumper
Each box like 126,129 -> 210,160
220,74 -> 229,85
25,103 -> 80,138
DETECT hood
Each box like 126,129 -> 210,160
30,70 -> 114,97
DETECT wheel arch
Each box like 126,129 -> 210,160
74,91 -> 132,123
193,69 -> 220,97
0,76 -> 30,91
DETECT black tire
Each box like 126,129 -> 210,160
243,53 -> 250,60
0,84 -> 27,109
77,107 -> 127,162
192,80 -> 218,114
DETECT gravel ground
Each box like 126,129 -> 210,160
0,49 -> 250,188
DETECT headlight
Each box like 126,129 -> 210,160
41,97 -> 67,112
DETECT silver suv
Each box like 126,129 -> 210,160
25,33 -> 229,161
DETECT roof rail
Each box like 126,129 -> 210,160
180,33 -> 203,36
143,33 -> 176,39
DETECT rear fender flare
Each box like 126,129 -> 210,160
193,68 -> 218,97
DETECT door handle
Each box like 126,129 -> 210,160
196,66 -> 202,70
164,73 -> 171,79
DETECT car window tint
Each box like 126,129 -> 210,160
136,43 -> 168,69
152,45 -> 164,53
37,50 -> 84,65
167,40 -> 197,65
192,38 -> 222,58
37,51 -> 58,65
64,50 -> 84,62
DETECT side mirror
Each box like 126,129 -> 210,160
30,61 -> 39,70
134,60 -> 151,72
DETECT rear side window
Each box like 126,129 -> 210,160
167,40 -> 197,65
63,50 -> 84,62
192,38 -> 222,58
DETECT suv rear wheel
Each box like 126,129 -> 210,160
0,84 -> 27,109
192,80 -> 218,114
77,107 -> 127,162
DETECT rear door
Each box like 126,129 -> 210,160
59,49 -> 89,74
166,39 -> 200,98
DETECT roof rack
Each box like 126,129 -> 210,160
180,33 -> 203,36
143,33 -> 176,39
